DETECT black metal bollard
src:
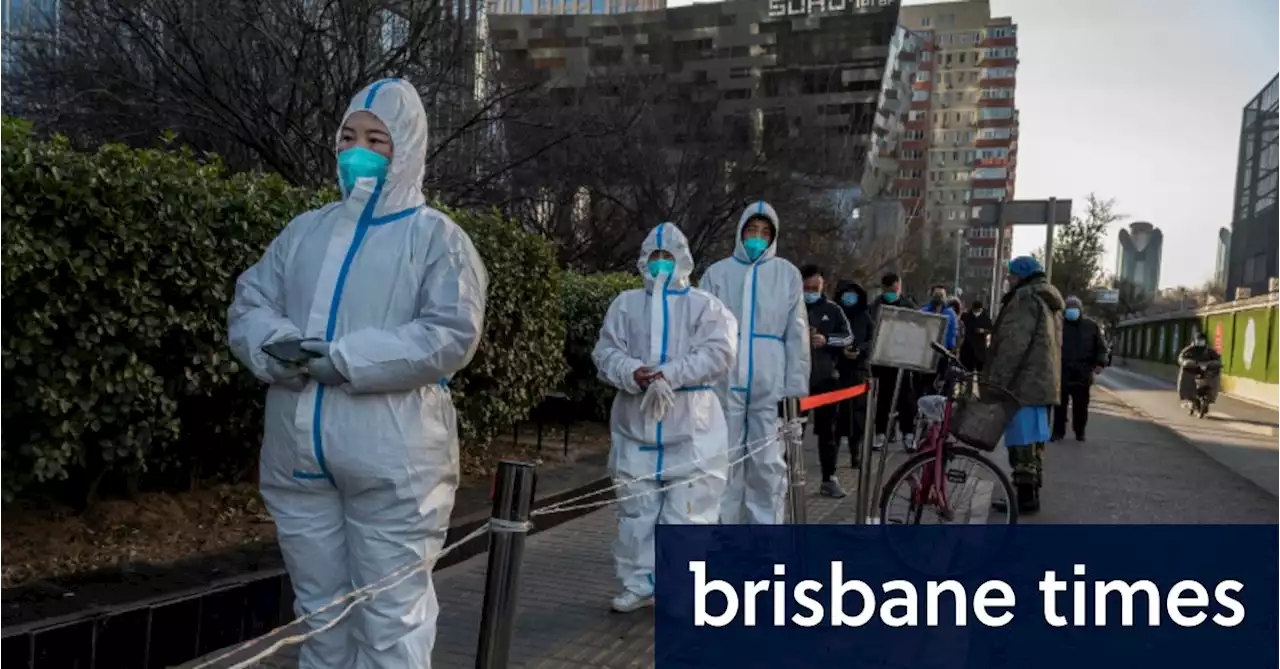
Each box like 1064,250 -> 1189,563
853,378 -> 879,524
475,460 -> 537,669
779,397 -> 807,525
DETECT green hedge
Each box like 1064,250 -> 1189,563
561,272 -> 643,421
0,119 -> 567,502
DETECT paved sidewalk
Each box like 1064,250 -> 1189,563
186,388 -> 1275,668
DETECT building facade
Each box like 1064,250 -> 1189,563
1225,74 -> 1278,300
2,0 -> 60,83
489,0 -> 664,15
1215,227 -> 1231,291
489,0 -> 921,243
897,0 -> 1017,300
1117,221 -> 1163,299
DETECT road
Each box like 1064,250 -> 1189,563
185,377 -> 1278,668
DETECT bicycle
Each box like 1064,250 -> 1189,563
877,342 -> 1019,526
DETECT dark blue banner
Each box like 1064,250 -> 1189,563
654,525 -> 1278,668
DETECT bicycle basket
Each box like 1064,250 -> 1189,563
947,381 -> 1020,452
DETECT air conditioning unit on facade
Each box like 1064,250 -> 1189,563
1269,276 -> 1279,293
1235,287 -> 1253,300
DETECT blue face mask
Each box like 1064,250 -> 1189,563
883,291 -> 899,302
840,293 -> 858,307
804,292 -> 822,304
743,236 -> 769,261
338,147 -> 390,194
648,258 -> 676,278
1064,308 -> 1081,321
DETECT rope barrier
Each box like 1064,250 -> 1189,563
531,424 -> 801,517
797,382 -> 869,412
188,522 -> 493,669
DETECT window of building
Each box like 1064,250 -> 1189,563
973,187 -> 1007,199
979,107 -> 1015,120
958,53 -> 966,64
724,88 -> 751,99
916,71 -> 930,82
979,127 -> 1011,140
912,89 -> 930,101
921,50 -> 932,62
921,16 -> 931,27
984,46 -> 1017,59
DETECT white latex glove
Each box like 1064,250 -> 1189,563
642,377 -> 676,422
300,340 -> 348,386
265,357 -> 309,391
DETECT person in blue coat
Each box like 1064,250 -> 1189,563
920,283 -> 959,394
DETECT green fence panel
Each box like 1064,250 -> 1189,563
1230,307 -> 1273,382
1269,307 -> 1280,384
1205,313 -> 1236,375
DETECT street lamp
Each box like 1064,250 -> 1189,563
971,198 -> 1072,313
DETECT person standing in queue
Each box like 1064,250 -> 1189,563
867,273 -> 918,451
800,265 -> 853,498
1053,296 -> 1109,442
959,300 -> 993,372
701,201 -> 810,525
834,278 -> 874,470
983,255 -> 1064,514
227,79 -> 488,668
592,222 -> 738,613
920,284 -> 960,394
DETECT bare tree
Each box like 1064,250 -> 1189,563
7,0 -> 559,201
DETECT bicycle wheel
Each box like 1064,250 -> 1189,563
877,445 -> 1018,526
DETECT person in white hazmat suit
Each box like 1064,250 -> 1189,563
592,222 -> 739,613
226,78 -> 487,669
700,201 -> 810,525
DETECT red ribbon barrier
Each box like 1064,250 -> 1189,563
797,382 -> 869,412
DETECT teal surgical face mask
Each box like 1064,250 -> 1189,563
648,258 -> 676,278
743,236 -> 769,261
338,147 -> 390,194
804,292 -> 821,304
840,293 -> 858,307
883,291 -> 899,302
1064,308 -> 1081,321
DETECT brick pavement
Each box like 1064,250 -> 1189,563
183,387 -> 1273,668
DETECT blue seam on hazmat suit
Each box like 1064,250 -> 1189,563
654,223 -> 668,483
293,83 -> 413,484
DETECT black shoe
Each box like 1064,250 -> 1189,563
1050,433 -> 1065,443
1075,433 -> 1085,442
1016,481 -> 1040,514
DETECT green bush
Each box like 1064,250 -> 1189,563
560,272 -> 643,421
445,207 -> 567,445
0,119 -> 565,502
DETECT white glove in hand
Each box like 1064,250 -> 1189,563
300,340 -> 348,386
641,377 -> 676,422
266,357 -> 309,391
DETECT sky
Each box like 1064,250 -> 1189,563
669,0 -> 1280,288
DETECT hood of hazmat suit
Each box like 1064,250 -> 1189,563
226,78 -> 488,669
699,201 -> 810,524
591,222 -> 738,596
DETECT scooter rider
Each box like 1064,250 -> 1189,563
1176,332 -> 1222,411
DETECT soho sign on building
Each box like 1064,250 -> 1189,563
768,0 -> 897,19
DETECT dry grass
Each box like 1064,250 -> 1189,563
1,422 -> 611,589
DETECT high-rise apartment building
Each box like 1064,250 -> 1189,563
488,0 -> 663,15
898,0 -> 1017,300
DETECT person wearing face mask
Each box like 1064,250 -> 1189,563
868,273 -> 919,451
983,256 -> 1063,513
959,300 -> 993,372
227,79 -> 488,669
834,279 -> 873,468
594,223 -> 737,611
700,201 -> 810,525
1176,330 -> 1222,410
919,284 -> 960,393
800,265 -> 853,497
1053,296 -> 1109,442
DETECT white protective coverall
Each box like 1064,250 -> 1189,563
592,223 -> 738,597
227,79 -> 487,669
699,201 -> 810,525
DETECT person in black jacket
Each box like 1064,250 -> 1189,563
1054,296 -> 1109,441
801,265 -> 853,497
868,273 -> 919,451
834,279 -> 873,469
959,300 -> 993,372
